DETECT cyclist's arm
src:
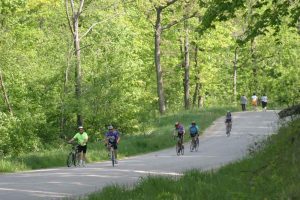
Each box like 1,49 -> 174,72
82,136 -> 88,145
68,135 -> 76,143
116,134 -> 120,144
173,129 -> 176,137
68,138 -> 75,143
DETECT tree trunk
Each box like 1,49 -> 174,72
233,47 -> 238,104
0,69 -> 13,115
73,15 -> 83,126
154,8 -> 166,114
183,20 -> 190,109
250,38 -> 257,93
192,44 -> 201,108
65,0 -> 84,127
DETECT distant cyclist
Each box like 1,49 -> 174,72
68,126 -> 88,167
174,122 -> 185,150
189,121 -> 199,140
225,111 -> 232,136
105,125 -> 120,164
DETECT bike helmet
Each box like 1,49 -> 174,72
175,122 -> 179,127
108,125 -> 113,130
78,126 -> 83,129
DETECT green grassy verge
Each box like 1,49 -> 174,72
0,107 -> 237,172
87,118 -> 300,200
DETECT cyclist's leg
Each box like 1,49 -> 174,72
180,136 -> 184,148
82,145 -> 87,166
77,146 -> 83,166
114,143 -> 118,163
225,122 -> 229,134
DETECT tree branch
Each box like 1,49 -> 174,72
65,0 -> 75,36
160,0 -> 178,9
70,0 -> 75,17
162,11 -> 199,30
78,0 -> 85,15
80,12 -> 125,40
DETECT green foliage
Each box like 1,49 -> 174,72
0,0 -> 299,157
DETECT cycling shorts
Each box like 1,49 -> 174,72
225,119 -> 232,123
78,145 -> 87,153
108,141 -> 118,150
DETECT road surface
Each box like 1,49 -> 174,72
0,111 -> 279,200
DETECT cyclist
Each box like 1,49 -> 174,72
189,121 -> 199,139
68,126 -> 89,167
174,122 -> 185,152
189,121 -> 199,151
225,111 -> 232,136
105,125 -> 120,164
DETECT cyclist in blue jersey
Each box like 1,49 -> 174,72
105,125 -> 120,164
189,121 -> 199,141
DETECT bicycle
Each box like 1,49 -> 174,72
107,143 -> 116,167
175,136 -> 184,156
226,121 -> 232,136
67,142 -> 79,167
190,136 -> 199,152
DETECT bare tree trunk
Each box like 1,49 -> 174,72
250,38 -> 257,93
192,44 -> 201,108
233,47 -> 238,104
65,0 -> 84,126
74,15 -> 83,126
183,20 -> 190,110
154,7 -> 166,114
0,69 -> 13,115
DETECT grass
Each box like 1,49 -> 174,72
0,106 -> 237,172
87,118 -> 300,200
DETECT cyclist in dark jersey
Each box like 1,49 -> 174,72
174,122 -> 185,149
105,125 -> 120,164
225,111 -> 232,136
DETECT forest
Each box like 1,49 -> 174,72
0,0 -> 299,156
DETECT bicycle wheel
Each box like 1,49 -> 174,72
181,145 -> 184,155
176,145 -> 180,156
74,152 -> 79,166
226,124 -> 230,136
67,152 -> 73,167
195,138 -> 199,152
111,149 -> 115,167
190,141 -> 194,152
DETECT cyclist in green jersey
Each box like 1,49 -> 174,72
69,126 -> 89,167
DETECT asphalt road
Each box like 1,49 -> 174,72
0,111 -> 279,200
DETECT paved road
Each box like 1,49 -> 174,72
0,111 -> 279,200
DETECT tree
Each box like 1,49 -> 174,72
65,0 -> 85,126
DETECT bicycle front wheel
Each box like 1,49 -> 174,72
195,138 -> 199,152
190,141 -> 194,152
111,150 -> 115,167
67,152 -> 73,167
176,145 -> 180,156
